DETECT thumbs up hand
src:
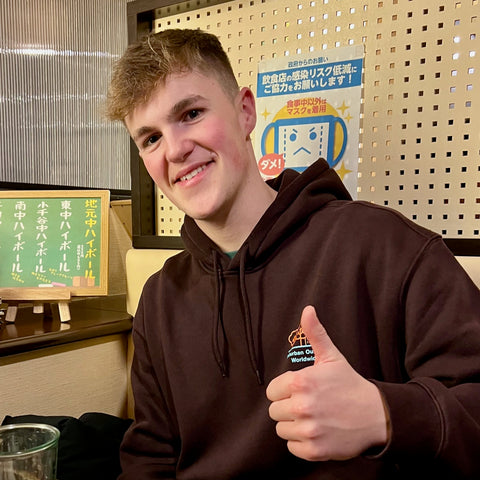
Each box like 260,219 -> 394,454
266,306 -> 389,461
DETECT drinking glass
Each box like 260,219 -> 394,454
0,423 -> 60,480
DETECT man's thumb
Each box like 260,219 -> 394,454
301,305 -> 342,364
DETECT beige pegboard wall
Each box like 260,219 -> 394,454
157,192 -> 185,235
154,0 -> 480,240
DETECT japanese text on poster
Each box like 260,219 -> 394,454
255,46 -> 364,198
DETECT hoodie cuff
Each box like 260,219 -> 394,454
367,379 -> 443,461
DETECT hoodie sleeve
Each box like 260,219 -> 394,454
372,237 -> 480,477
118,287 -> 178,479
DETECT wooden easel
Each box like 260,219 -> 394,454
0,287 -> 72,323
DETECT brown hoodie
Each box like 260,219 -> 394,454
119,159 -> 480,479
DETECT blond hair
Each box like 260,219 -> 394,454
105,29 -> 239,122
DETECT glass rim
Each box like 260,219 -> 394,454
0,423 -> 60,459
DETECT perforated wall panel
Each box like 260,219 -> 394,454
153,0 -> 479,241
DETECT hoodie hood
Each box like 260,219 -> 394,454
181,158 -> 352,267
180,158 -> 352,383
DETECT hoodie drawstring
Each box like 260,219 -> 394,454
211,248 -> 264,385
239,248 -> 263,385
212,250 -> 228,377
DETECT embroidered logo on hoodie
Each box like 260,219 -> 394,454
287,325 -> 315,365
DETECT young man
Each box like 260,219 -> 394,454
106,29 -> 480,479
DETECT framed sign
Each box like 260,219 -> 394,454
0,190 -> 110,296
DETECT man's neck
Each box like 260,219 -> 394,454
195,181 -> 277,253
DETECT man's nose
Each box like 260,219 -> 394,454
163,130 -> 193,164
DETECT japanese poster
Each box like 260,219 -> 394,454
0,190 -> 109,295
255,45 -> 364,198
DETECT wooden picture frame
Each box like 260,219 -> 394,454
0,190 -> 110,296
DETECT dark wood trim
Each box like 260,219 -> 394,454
129,138 -> 156,238
443,239 -> 480,257
127,0 -> 182,17
132,235 -> 184,249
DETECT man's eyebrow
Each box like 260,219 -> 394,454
132,126 -> 156,143
168,95 -> 206,120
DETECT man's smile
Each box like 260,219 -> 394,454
175,160 -> 214,184
178,164 -> 207,183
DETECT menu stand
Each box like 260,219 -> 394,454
0,287 -> 71,323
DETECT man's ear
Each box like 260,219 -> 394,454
237,87 -> 257,137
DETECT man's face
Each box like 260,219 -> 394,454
125,70 -> 257,223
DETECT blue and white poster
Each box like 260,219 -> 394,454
255,45 -> 364,198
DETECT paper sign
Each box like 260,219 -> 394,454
255,45 -> 364,198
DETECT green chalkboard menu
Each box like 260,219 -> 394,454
0,190 -> 109,296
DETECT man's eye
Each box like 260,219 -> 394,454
186,109 -> 201,120
145,134 -> 161,146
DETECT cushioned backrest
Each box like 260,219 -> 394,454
456,256 -> 480,291
125,248 -> 181,316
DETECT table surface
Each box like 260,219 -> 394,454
0,294 -> 132,356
